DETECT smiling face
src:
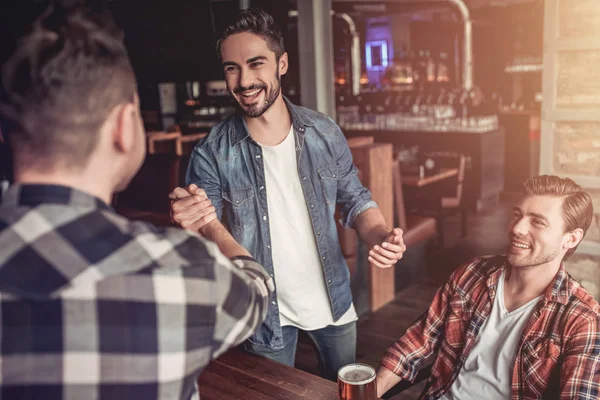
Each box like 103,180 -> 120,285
507,195 -> 581,268
220,32 -> 288,118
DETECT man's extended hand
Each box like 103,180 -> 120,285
169,184 -> 217,234
368,228 -> 406,269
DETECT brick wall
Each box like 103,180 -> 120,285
545,0 -> 600,301
565,254 -> 600,300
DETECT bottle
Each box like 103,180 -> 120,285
425,50 -> 436,83
437,52 -> 450,84
412,49 -> 425,88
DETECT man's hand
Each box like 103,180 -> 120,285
169,184 -> 217,234
368,227 -> 406,269
376,366 -> 402,398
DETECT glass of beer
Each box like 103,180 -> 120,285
337,363 -> 377,400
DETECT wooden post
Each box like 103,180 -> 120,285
350,143 -> 395,311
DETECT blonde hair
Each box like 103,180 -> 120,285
523,175 -> 594,259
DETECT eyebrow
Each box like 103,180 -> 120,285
513,207 -> 549,223
527,212 -> 549,223
246,56 -> 268,64
222,56 -> 268,67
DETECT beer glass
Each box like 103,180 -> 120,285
337,363 -> 377,400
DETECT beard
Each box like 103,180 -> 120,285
233,70 -> 281,118
507,243 -> 561,268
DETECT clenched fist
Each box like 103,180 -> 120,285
169,184 -> 218,234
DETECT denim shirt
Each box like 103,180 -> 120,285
185,98 -> 377,349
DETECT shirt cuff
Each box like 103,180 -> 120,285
380,350 -> 418,383
231,255 -> 257,263
342,200 -> 378,229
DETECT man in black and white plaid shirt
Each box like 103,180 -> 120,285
0,6 -> 272,400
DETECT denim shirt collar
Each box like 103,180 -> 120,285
229,96 -> 316,146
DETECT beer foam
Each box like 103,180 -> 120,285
338,364 -> 376,385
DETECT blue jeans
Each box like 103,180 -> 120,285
244,321 -> 357,381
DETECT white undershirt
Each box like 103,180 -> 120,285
260,126 -> 357,330
440,270 -> 542,400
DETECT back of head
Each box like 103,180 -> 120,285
523,175 -> 594,259
216,7 -> 285,62
0,5 -> 136,172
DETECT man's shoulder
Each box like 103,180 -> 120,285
453,255 -> 506,280
288,103 -> 340,132
98,211 -> 222,276
195,117 -> 236,152
566,277 -> 600,323
291,103 -> 334,122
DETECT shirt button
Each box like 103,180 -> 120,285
332,174 -> 336,178
260,186 -> 264,190
256,154 -> 261,159
317,232 -> 321,236
328,279 -> 332,284
296,147 -> 300,151
263,215 -> 268,221
310,204 -> 314,208
322,256 -> 327,261
272,301 -> 277,305
267,245 -> 271,249
270,274 -> 273,277
302,177 -> 307,180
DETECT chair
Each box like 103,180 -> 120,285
411,151 -> 467,248
146,131 -> 182,155
346,136 -> 374,148
391,159 -> 437,248
176,132 -> 208,156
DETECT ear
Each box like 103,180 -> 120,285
279,52 -> 289,76
112,102 -> 137,154
563,228 -> 584,251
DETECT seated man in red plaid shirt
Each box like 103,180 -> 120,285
377,175 -> 600,400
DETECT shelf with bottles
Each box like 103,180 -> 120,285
336,85 -> 500,134
366,47 -> 452,92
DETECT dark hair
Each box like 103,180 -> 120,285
0,6 -> 136,170
523,175 -> 594,259
216,8 -> 285,62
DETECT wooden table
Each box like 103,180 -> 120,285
198,348 -> 338,399
401,168 -> 458,187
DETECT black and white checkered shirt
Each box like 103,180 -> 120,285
0,184 -> 269,400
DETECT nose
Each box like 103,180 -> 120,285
239,67 -> 254,90
510,216 -> 529,237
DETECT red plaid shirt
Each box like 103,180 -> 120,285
381,255 -> 600,400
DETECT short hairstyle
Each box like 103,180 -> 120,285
523,175 -> 594,259
0,6 -> 136,170
216,8 -> 285,62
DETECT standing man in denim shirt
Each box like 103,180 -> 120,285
170,8 -> 406,381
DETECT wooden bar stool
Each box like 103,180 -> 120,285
146,131 -> 182,155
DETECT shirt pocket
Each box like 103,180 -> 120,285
222,187 -> 256,234
521,338 -> 561,396
444,295 -> 473,348
318,163 -> 338,205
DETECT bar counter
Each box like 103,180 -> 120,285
343,128 -> 505,211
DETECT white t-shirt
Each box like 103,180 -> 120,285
260,126 -> 357,330
440,270 -> 542,400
